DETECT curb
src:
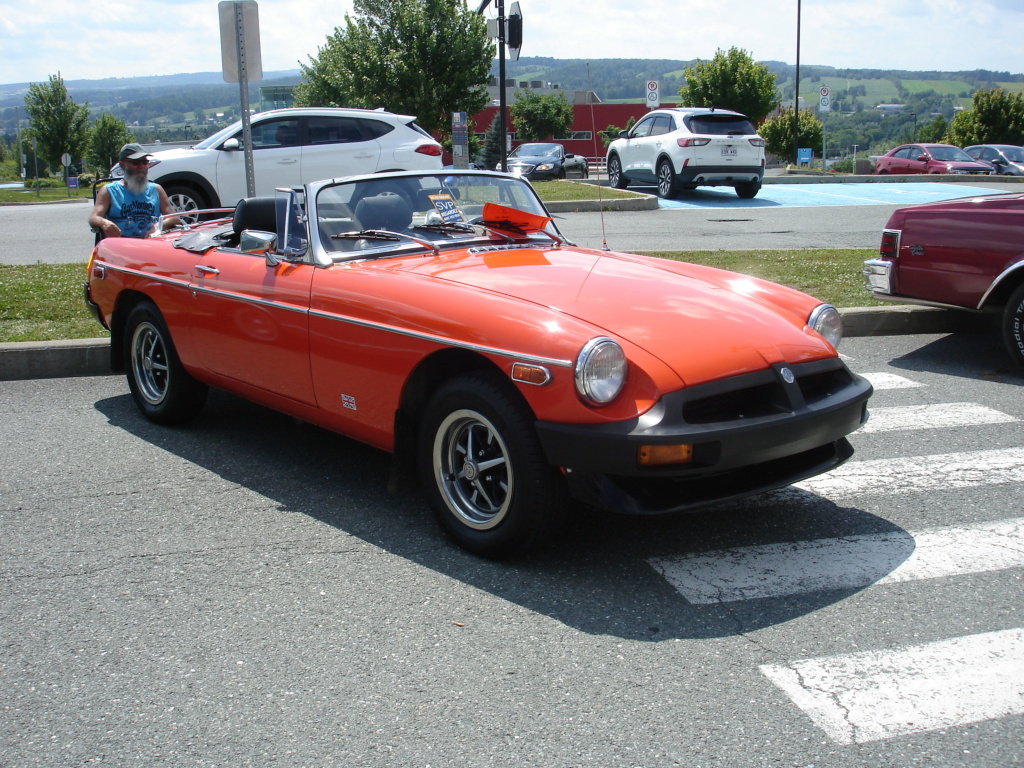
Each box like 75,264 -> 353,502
0,306 -> 993,382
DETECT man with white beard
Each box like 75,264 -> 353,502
89,143 -> 178,238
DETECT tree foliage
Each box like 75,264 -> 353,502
88,113 -> 134,175
758,109 -> 823,161
677,48 -> 779,124
23,73 -> 90,172
943,88 -> 1024,146
509,90 -> 574,142
294,0 -> 491,134
479,112 -> 504,170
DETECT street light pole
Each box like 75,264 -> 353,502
477,0 -> 509,172
793,0 -> 801,165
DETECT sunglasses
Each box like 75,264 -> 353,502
124,158 -> 149,165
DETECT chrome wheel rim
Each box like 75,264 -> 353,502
131,321 -> 169,405
168,193 -> 200,225
657,163 -> 674,196
609,157 -> 621,186
433,409 -> 512,530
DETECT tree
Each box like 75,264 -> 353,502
944,88 -> 1024,146
479,112 -> 504,170
294,0 -> 491,135
600,116 -> 636,148
758,109 -> 823,161
88,113 -> 134,175
508,90 -> 574,143
23,73 -> 90,173
677,47 -> 780,124
917,115 -> 948,144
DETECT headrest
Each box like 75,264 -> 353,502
354,194 -> 413,232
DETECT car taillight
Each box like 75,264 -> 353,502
677,138 -> 711,147
879,229 -> 900,258
748,138 -> 765,147
415,144 -> 442,157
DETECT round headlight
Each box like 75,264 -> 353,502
575,337 -> 627,405
808,304 -> 843,348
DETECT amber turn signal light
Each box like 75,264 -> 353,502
637,444 -> 694,466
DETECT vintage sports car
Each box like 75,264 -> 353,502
498,142 -> 589,180
864,192 -> 1024,369
85,169 -> 872,557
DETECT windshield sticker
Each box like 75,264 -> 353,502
428,193 -> 465,224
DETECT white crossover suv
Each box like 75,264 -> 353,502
606,107 -> 766,199
114,107 -> 443,216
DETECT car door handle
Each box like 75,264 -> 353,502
195,265 -> 220,276
277,158 -> 298,164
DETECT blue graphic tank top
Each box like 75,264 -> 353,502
106,181 -> 160,238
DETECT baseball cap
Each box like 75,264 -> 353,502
119,143 -> 150,161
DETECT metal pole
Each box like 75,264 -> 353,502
793,0 -> 801,165
497,0 -> 508,173
234,1 -> 256,197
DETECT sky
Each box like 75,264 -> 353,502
1,0 -> 1022,86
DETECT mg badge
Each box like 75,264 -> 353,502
780,367 -> 796,384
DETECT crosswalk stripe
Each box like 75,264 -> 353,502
861,403 -> 1017,433
760,628 -> 1024,744
794,446 -> 1024,499
860,372 -> 924,390
648,517 -> 1024,604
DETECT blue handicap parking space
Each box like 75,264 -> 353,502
648,182 -> 1008,210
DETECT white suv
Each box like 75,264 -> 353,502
606,108 -> 765,199
117,107 -> 443,215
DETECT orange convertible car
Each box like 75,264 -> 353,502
85,170 -> 872,557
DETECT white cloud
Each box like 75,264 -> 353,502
0,0 -> 1021,85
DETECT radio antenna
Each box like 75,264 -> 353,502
586,62 -> 609,251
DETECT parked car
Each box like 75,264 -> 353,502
497,142 -> 589,180
964,144 -> 1024,176
863,193 -> 1024,368
606,107 -> 765,199
111,107 -> 443,216
873,144 -> 994,175
85,169 -> 871,557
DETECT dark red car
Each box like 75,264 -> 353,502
863,193 -> 1024,368
874,143 -> 995,175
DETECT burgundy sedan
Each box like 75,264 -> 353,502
874,143 -> 995,175
863,193 -> 1024,368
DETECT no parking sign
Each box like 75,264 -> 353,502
646,80 -> 659,109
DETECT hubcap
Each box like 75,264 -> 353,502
433,409 -> 513,530
131,321 -> 169,405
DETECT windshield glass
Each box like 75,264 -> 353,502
315,172 -> 559,258
511,143 -> 560,157
929,146 -> 975,162
193,120 -> 243,149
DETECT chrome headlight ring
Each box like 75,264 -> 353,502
808,303 -> 843,348
575,337 -> 627,406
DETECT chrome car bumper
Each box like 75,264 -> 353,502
534,358 -> 872,515
863,258 -> 895,295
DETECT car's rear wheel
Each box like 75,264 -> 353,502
608,154 -> 628,189
736,181 -> 761,199
163,184 -> 207,225
418,372 -> 567,558
124,302 -> 208,424
1002,283 -> 1024,369
656,159 -> 681,199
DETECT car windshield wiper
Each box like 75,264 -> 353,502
331,229 -> 440,256
412,221 -> 476,236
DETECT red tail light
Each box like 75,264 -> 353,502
677,138 -> 711,147
749,138 -> 765,147
879,229 -> 900,258
415,144 -> 442,157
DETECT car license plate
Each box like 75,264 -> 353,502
721,147 -> 738,157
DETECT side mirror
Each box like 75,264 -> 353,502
239,229 -> 278,257
619,130 -> 630,139
916,154 -> 928,162
565,153 -> 576,158
222,138 -> 241,151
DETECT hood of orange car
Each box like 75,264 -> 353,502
411,246 -> 834,378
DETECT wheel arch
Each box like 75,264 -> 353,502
388,348 -> 524,494
109,289 -> 153,372
979,260 -> 1024,310
151,172 -> 219,208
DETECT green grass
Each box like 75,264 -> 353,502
0,186 -> 91,204
531,179 -> 647,202
0,248 -> 884,344
0,263 -> 108,343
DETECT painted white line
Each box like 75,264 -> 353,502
795,446 -> 1024,499
760,628 -> 1024,744
648,517 -> 1024,604
859,372 -> 924,390
860,402 -> 1017,433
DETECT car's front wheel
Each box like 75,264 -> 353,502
656,159 -> 681,199
1002,283 -> 1024,369
607,154 -> 628,189
418,372 -> 567,558
163,184 -> 207,224
124,302 -> 208,424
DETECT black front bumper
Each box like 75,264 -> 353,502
535,358 -> 872,515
